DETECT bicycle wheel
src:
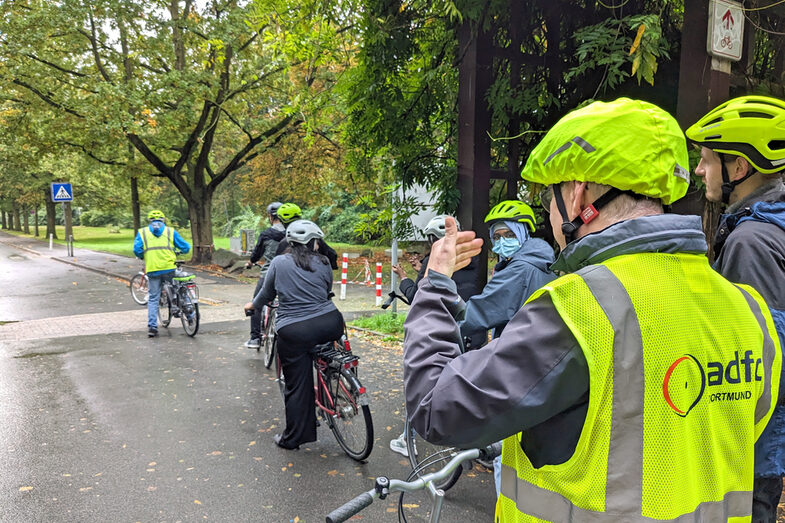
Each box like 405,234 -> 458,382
179,291 -> 200,336
405,416 -> 463,491
130,273 -> 149,305
262,307 -> 277,367
324,369 -> 373,461
158,288 -> 172,328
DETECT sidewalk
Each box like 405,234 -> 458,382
0,230 -> 405,319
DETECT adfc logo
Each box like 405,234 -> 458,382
662,354 -> 705,417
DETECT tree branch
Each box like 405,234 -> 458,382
61,141 -> 127,166
11,79 -> 85,118
220,107 -> 253,141
23,53 -> 86,77
88,9 -> 114,83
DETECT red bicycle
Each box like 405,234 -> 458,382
275,334 -> 374,461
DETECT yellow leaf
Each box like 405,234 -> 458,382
631,54 -> 642,76
19,486 -> 33,492
248,441 -> 256,446
402,504 -> 420,508
293,473 -> 301,478
629,24 -> 646,55
327,470 -> 338,476
194,500 -> 202,505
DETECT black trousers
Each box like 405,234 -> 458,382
276,309 -> 344,447
250,277 -> 265,339
752,476 -> 783,523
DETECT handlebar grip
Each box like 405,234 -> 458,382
325,491 -> 374,523
480,441 -> 503,461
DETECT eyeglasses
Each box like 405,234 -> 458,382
491,230 -> 517,242
539,185 -> 554,212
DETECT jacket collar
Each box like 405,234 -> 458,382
726,179 -> 785,214
550,214 -> 708,273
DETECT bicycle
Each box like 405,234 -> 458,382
273,332 -> 374,461
158,261 -> 200,337
245,300 -> 278,366
129,269 -> 149,305
326,442 -> 502,523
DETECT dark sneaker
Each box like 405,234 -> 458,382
244,338 -> 261,349
148,328 -> 158,338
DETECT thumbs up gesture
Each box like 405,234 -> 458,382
426,216 -> 483,278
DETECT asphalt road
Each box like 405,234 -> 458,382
0,238 -> 495,522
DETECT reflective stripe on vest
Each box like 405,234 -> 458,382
497,256 -> 781,522
140,226 -> 176,273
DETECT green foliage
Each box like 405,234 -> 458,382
349,311 -> 407,336
353,184 -> 423,244
79,209 -> 133,229
220,204 -> 264,237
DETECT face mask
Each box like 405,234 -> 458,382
492,237 -> 520,259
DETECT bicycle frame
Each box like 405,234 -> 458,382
314,360 -> 362,417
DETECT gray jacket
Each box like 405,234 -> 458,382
252,253 -> 337,330
403,214 -> 708,467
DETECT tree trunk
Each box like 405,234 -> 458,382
1,210 -> 6,229
45,190 -> 57,239
131,176 -> 141,231
34,205 -> 39,236
187,189 -> 214,265
13,206 -> 21,231
23,207 -> 29,234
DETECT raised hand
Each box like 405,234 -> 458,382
425,216 -> 483,278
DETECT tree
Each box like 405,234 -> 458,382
0,0 -> 355,263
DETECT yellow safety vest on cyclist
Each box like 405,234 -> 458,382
496,253 -> 781,523
139,226 -> 177,273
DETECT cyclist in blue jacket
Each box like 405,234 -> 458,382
133,210 -> 191,337
687,95 -> 785,523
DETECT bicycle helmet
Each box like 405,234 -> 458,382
286,219 -> 324,245
266,201 -> 283,216
277,202 -> 302,224
484,200 -> 536,233
522,98 -> 689,243
422,215 -> 460,239
147,209 -> 166,222
686,95 -> 785,203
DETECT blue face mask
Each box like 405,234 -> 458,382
491,237 -> 520,259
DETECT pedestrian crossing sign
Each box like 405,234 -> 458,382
51,183 -> 73,202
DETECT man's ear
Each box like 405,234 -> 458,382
732,156 -> 753,180
570,182 -> 589,219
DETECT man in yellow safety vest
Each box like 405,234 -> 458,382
403,98 -> 782,522
133,210 -> 191,337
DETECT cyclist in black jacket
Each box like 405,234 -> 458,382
243,202 -> 286,349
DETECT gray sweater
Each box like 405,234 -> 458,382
252,253 -> 337,330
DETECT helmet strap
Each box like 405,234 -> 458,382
552,183 -> 628,244
719,158 -> 756,204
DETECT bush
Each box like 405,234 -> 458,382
349,312 -> 406,335
80,209 -> 133,228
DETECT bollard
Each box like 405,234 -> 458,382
69,235 -> 74,257
340,253 -> 348,300
376,262 -> 382,307
49,233 -> 53,250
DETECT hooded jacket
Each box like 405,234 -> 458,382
714,179 -> 785,477
459,237 -> 555,342
404,214 -> 711,467
133,220 -> 191,276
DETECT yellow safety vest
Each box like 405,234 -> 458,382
496,252 -> 781,523
139,226 -> 176,273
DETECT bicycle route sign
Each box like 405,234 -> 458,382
707,0 -> 744,62
51,182 -> 73,202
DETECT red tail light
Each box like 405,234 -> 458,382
344,339 -> 351,351
358,387 -> 366,394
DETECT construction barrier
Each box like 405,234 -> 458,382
376,262 -> 383,306
340,253 -> 348,300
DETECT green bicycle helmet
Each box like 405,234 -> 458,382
147,209 -> 166,222
686,95 -> 785,175
276,203 -> 302,224
686,95 -> 785,203
522,98 -> 689,243
484,200 -> 536,233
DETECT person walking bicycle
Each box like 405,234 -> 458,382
133,210 -> 191,338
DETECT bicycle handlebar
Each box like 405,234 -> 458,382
325,442 -> 502,522
325,491 -> 375,523
381,291 -> 410,309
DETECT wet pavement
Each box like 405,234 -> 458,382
0,232 -> 494,522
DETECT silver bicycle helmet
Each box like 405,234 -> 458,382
285,219 -> 325,245
422,215 -> 460,239
266,201 -> 283,216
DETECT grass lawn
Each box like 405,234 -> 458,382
349,311 -> 406,336
2,225 -> 229,260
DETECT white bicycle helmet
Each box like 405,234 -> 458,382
286,219 -> 325,245
422,215 -> 460,239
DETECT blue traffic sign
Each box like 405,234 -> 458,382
51,183 -> 73,202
